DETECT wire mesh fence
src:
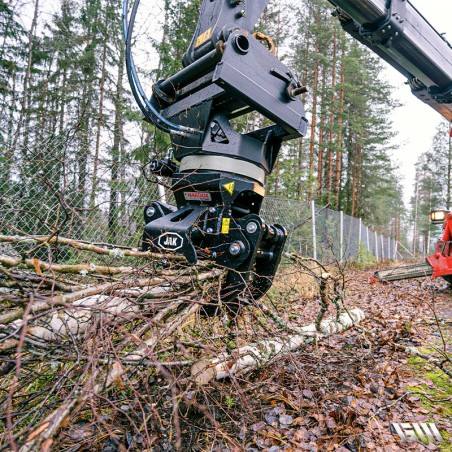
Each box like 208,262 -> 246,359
0,155 -> 401,264
261,200 -> 399,263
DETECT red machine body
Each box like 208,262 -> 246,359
374,211 -> 452,283
426,212 -> 452,280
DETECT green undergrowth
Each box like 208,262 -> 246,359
406,355 -> 452,450
354,242 -> 378,269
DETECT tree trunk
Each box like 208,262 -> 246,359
109,41 -> 125,240
326,29 -> 337,204
317,62 -> 327,198
296,138 -> 304,199
90,10 -> 109,208
11,0 -> 39,152
192,308 -> 365,384
308,11 -> 320,199
333,42 -> 346,209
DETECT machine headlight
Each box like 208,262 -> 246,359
430,209 -> 448,224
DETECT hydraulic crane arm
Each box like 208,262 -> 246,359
123,0 -> 451,306
327,0 -> 452,121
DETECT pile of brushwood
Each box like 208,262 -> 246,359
0,234 -> 450,451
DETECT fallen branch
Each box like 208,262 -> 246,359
0,254 -> 133,275
0,234 -> 187,261
17,297 -> 206,451
6,292 -> 161,343
191,308 -> 365,384
54,268 -> 222,304
2,269 -> 222,344
0,271 -> 80,292
19,363 -> 121,452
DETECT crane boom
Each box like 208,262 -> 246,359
327,0 -> 452,120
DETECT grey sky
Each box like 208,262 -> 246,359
382,0 -> 452,204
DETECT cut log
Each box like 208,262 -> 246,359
191,308 -> 365,384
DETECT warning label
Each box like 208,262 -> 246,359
195,28 -> 212,48
223,182 -> 235,195
184,192 -> 212,201
221,218 -> 231,234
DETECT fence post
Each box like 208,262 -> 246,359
380,234 -> 384,261
388,236 -> 391,260
374,231 -> 379,261
366,226 -> 370,251
340,211 -> 344,263
311,200 -> 317,260
358,218 -> 362,260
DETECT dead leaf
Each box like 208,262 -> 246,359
191,359 -> 216,385
303,389 -> 313,399
33,257 -> 43,276
42,438 -> 53,452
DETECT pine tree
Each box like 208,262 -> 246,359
0,0 -> 25,180
411,121 -> 451,252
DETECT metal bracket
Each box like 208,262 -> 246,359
360,0 -> 407,48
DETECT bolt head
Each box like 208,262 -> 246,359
206,228 -> 213,234
208,207 -> 216,213
229,242 -> 242,256
146,206 -> 156,218
246,221 -> 258,234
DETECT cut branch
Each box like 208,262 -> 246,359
2,269 -> 222,344
0,254 -> 133,274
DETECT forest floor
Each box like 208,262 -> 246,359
184,264 -> 452,452
254,264 -> 452,452
1,260 -> 451,451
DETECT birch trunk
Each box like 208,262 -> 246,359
191,308 -> 365,384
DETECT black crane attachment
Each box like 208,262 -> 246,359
123,0 -> 308,303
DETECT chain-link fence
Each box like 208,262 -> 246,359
261,199 -> 399,263
0,155 -> 401,264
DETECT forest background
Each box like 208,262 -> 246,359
0,0 -> 450,254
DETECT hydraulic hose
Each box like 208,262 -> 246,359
122,0 -> 168,132
122,0 -> 199,136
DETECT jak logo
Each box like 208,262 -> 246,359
158,232 -> 183,251
391,422 -> 443,444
